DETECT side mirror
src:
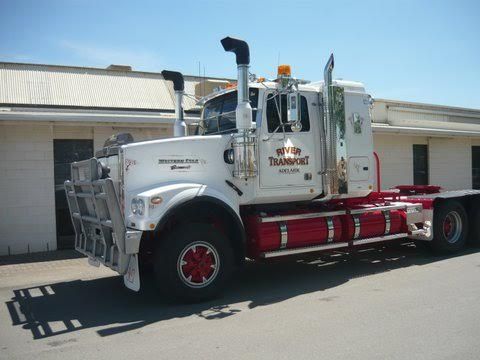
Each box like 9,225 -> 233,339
287,92 -> 302,132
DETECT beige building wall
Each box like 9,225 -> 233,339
428,137 -> 472,190
374,134 -> 475,191
0,122 -> 171,255
93,126 -> 170,150
373,134 -> 428,189
0,124 -> 56,255
1,120 -> 479,256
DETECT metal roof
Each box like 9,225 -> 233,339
374,98 -> 480,114
0,62 -> 230,112
372,123 -> 480,138
0,106 -> 199,125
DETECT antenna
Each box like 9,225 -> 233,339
198,61 -> 201,96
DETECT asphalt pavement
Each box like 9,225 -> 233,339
1,243 -> 479,360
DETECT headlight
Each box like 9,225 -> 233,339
97,162 -> 103,178
224,148 -> 234,164
131,198 -> 145,216
97,161 -> 110,179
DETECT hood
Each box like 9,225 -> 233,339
121,135 -> 234,192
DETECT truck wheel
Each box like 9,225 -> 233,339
430,200 -> 468,254
154,223 -> 234,302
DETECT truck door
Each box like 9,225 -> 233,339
259,91 -> 320,189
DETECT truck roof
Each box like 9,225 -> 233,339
199,79 -> 367,105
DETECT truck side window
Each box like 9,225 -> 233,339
266,94 -> 310,133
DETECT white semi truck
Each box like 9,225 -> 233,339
65,37 -> 480,301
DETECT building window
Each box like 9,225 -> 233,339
413,144 -> 428,185
472,146 -> 480,189
54,139 -> 93,249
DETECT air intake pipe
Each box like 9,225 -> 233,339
323,54 -> 339,196
161,70 -> 187,137
221,36 -> 257,179
220,37 -> 252,130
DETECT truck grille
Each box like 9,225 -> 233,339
64,157 -> 132,274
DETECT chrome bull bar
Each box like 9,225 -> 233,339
64,158 -> 141,274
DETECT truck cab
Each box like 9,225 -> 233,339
198,79 -> 375,204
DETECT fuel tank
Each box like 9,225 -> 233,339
244,208 -> 406,258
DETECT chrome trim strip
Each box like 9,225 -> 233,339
409,228 -> 428,236
353,215 -> 361,239
406,203 -> 423,211
349,204 -> 406,215
352,233 -> 407,246
383,210 -> 391,235
279,221 -> 288,249
326,217 -> 335,243
260,210 -> 346,223
261,242 -> 348,258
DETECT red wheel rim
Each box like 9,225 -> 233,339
442,211 -> 462,244
443,217 -> 453,237
177,242 -> 219,288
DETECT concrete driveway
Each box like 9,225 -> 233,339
1,242 -> 480,360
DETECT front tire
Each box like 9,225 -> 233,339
430,200 -> 468,254
154,223 -> 234,302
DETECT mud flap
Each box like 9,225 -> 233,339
123,254 -> 140,292
88,256 -> 101,267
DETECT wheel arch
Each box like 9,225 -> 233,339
433,193 -> 480,244
151,195 -> 246,267
432,192 -> 480,213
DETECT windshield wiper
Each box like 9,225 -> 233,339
202,110 -> 236,122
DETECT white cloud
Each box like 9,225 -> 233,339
60,40 -> 163,71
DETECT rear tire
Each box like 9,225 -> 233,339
154,223 -> 234,302
430,200 -> 468,254
467,202 -> 480,247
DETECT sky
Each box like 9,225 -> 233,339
0,0 -> 479,109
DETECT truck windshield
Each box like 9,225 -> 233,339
198,88 -> 259,135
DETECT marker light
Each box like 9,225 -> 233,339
277,64 -> 291,77
150,196 -> 163,205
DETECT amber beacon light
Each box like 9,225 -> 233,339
277,64 -> 291,77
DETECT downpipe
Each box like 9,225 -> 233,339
161,70 -> 187,137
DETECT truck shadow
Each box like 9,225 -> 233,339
5,242 -> 477,340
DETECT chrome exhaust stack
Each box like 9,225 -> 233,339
161,70 -> 187,137
323,54 -> 338,196
221,36 -> 257,179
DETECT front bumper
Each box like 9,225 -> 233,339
64,158 -> 142,275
